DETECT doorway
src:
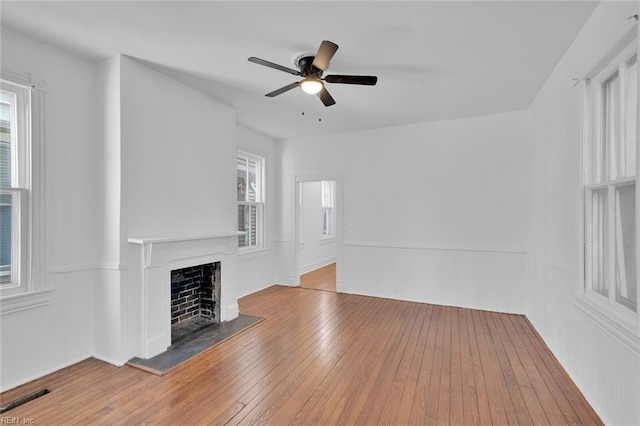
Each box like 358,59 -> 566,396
294,177 -> 342,293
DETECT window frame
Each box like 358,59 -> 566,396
579,36 -> 639,338
236,150 -> 265,252
0,72 -> 48,311
321,180 -> 334,239
1,79 -> 32,297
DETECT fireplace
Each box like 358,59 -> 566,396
128,232 -> 240,359
170,262 -> 221,325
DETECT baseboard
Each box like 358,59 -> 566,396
0,354 -> 91,392
225,303 -> 240,321
92,352 -> 129,367
300,256 -> 336,275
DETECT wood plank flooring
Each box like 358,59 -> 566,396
300,262 -> 336,292
0,285 -> 601,425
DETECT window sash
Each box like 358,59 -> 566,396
0,80 -> 31,296
583,40 -> 638,316
0,188 -> 28,295
322,207 -> 331,236
237,151 -> 264,250
238,201 -> 263,248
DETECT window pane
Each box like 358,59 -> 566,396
589,188 -> 608,297
603,72 -> 620,180
1,90 -> 15,187
623,57 -> 637,178
237,157 -> 247,202
615,184 -> 636,312
238,204 -> 259,247
321,180 -> 334,208
0,192 -> 13,285
238,205 -> 247,247
247,159 -> 257,202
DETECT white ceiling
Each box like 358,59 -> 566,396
1,1 -> 598,140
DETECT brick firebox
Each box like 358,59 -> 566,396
170,262 -> 221,325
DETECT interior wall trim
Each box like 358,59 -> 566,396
342,241 -> 525,255
47,263 -> 126,274
525,252 -> 577,280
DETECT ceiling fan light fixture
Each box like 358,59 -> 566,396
301,77 -> 323,95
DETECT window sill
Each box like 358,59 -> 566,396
1,288 -> 53,316
238,247 -> 270,262
573,292 -> 640,357
320,236 -> 335,244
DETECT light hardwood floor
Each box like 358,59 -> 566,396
300,262 -> 336,292
0,285 -> 601,425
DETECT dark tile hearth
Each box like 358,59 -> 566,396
171,316 -> 215,344
128,314 -> 263,375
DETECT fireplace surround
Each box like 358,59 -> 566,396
128,232 -> 240,359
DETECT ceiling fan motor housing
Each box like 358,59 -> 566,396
294,55 -> 323,76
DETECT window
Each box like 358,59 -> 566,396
583,40 -> 638,318
321,180 -> 334,237
0,79 -> 31,296
237,151 -> 264,250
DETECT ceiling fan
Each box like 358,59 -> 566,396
248,40 -> 377,107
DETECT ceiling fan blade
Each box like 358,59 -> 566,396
265,82 -> 300,97
248,57 -> 301,76
318,87 -> 336,107
311,40 -> 339,71
324,75 -> 378,85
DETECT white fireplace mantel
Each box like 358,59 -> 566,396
128,231 -> 242,359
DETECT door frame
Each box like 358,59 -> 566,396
292,174 -> 344,292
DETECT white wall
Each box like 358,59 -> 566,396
120,56 -> 237,239
109,56 -> 238,363
299,181 -> 336,274
280,111 -> 528,313
525,2 -> 640,424
0,28 -> 97,390
235,125 -> 281,298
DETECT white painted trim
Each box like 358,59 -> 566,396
526,252 -> 577,280
92,353 -> 128,367
237,247 -> 270,263
320,236 -> 335,244
293,175 -> 344,291
636,22 -> 640,335
48,264 -> 95,274
128,231 -> 242,245
94,263 -> 127,271
47,263 -> 126,274
0,354 -> 89,392
30,85 -> 47,295
226,302 -> 239,319
0,289 -> 52,315
573,295 -> 640,357
300,256 -> 336,275
342,241 -> 525,255
0,79 -> 48,299
578,29 -> 639,331
0,69 -> 32,87
578,77 -> 588,296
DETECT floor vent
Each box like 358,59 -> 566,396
0,389 -> 50,414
